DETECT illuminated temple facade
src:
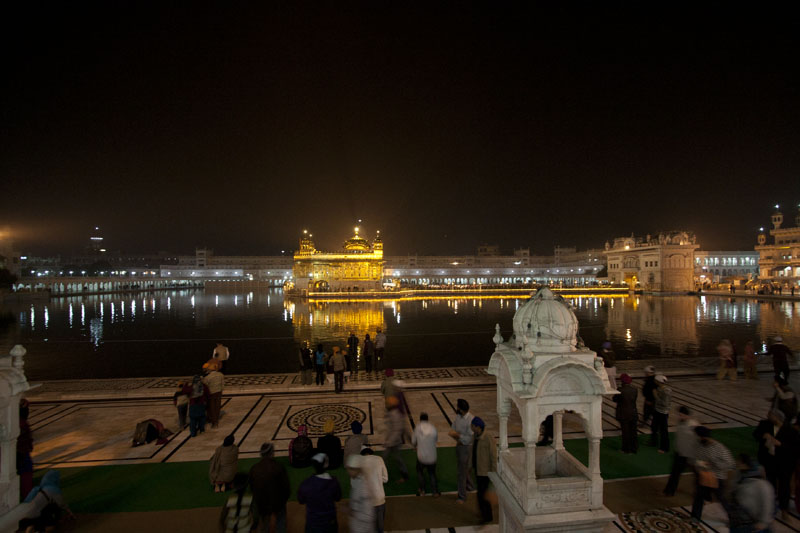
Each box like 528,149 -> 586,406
756,205 -> 800,286
292,228 -> 384,292
604,231 -> 698,292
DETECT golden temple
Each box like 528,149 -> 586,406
291,227 -> 384,293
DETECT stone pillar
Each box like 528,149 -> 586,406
0,345 -> 30,515
589,437 -> 601,476
522,405 -> 538,511
499,411 -> 509,453
553,411 -> 564,450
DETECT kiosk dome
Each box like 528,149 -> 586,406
512,287 -> 578,353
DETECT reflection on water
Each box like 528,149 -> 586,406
605,296 -> 699,355
289,300 -> 387,345
1,289 -> 798,381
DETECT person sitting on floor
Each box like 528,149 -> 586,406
18,470 -> 75,532
316,418 -> 343,469
289,425 -> 314,468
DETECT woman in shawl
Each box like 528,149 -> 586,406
210,434 -> 240,492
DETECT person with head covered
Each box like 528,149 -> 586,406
19,470 -> 75,531
344,421 -> 368,463
345,454 -> 375,533
249,442 -> 290,533
470,416 -> 497,524
316,418 -> 343,469
614,373 -> 639,454
209,433 -> 239,492
289,425 -> 314,468
297,453 -> 342,533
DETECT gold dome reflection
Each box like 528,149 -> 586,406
288,299 -> 386,344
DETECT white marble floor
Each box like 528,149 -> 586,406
26,369 -> 796,469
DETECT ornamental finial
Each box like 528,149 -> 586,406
493,324 -> 504,347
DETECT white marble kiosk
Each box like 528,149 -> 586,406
488,288 -> 616,533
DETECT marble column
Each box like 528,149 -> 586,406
553,411 -> 564,450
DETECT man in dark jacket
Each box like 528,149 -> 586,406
298,342 -> 313,385
614,373 -> 639,454
768,336 -> 792,378
347,332 -> 359,372
753,410 -> 799,517
249,442 -> 290,533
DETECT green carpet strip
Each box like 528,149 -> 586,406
41,426 -> 757,513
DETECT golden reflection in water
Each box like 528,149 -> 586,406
605,296 -> 699,354
289,300 -> 387,345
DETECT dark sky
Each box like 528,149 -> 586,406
2,3 -> 799,256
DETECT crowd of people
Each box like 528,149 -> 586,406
172,342 -> 231,437
12,334 -> 798,532
215,394 -> 495,533
716,336 -> 793,381
297,330 -> 388,392
608,334 -> 799,532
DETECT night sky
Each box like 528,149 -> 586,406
2,3 -> 799,256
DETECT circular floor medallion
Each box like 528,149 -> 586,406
619,509 -> 705,532
286,405 -> 367,436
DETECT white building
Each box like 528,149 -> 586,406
694,251 -> 759,284
165,248 -> 293,283
755,205 -> 800,288
162,246 -> 607,286
604,231 -> 698,292
384,247 -> 605,286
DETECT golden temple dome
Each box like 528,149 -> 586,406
344,226 -> 371,252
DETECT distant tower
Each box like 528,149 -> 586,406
299,230 -> 315,254
772,205 -> 783,229
757,227 -> 766,246
88,226 -> 104,253
372,231 -> 383,258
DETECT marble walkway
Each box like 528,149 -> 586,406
24,360 -> 797,469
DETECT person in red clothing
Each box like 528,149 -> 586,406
185,374 -> 210,437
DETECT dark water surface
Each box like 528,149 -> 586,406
2,289 -> 798,381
